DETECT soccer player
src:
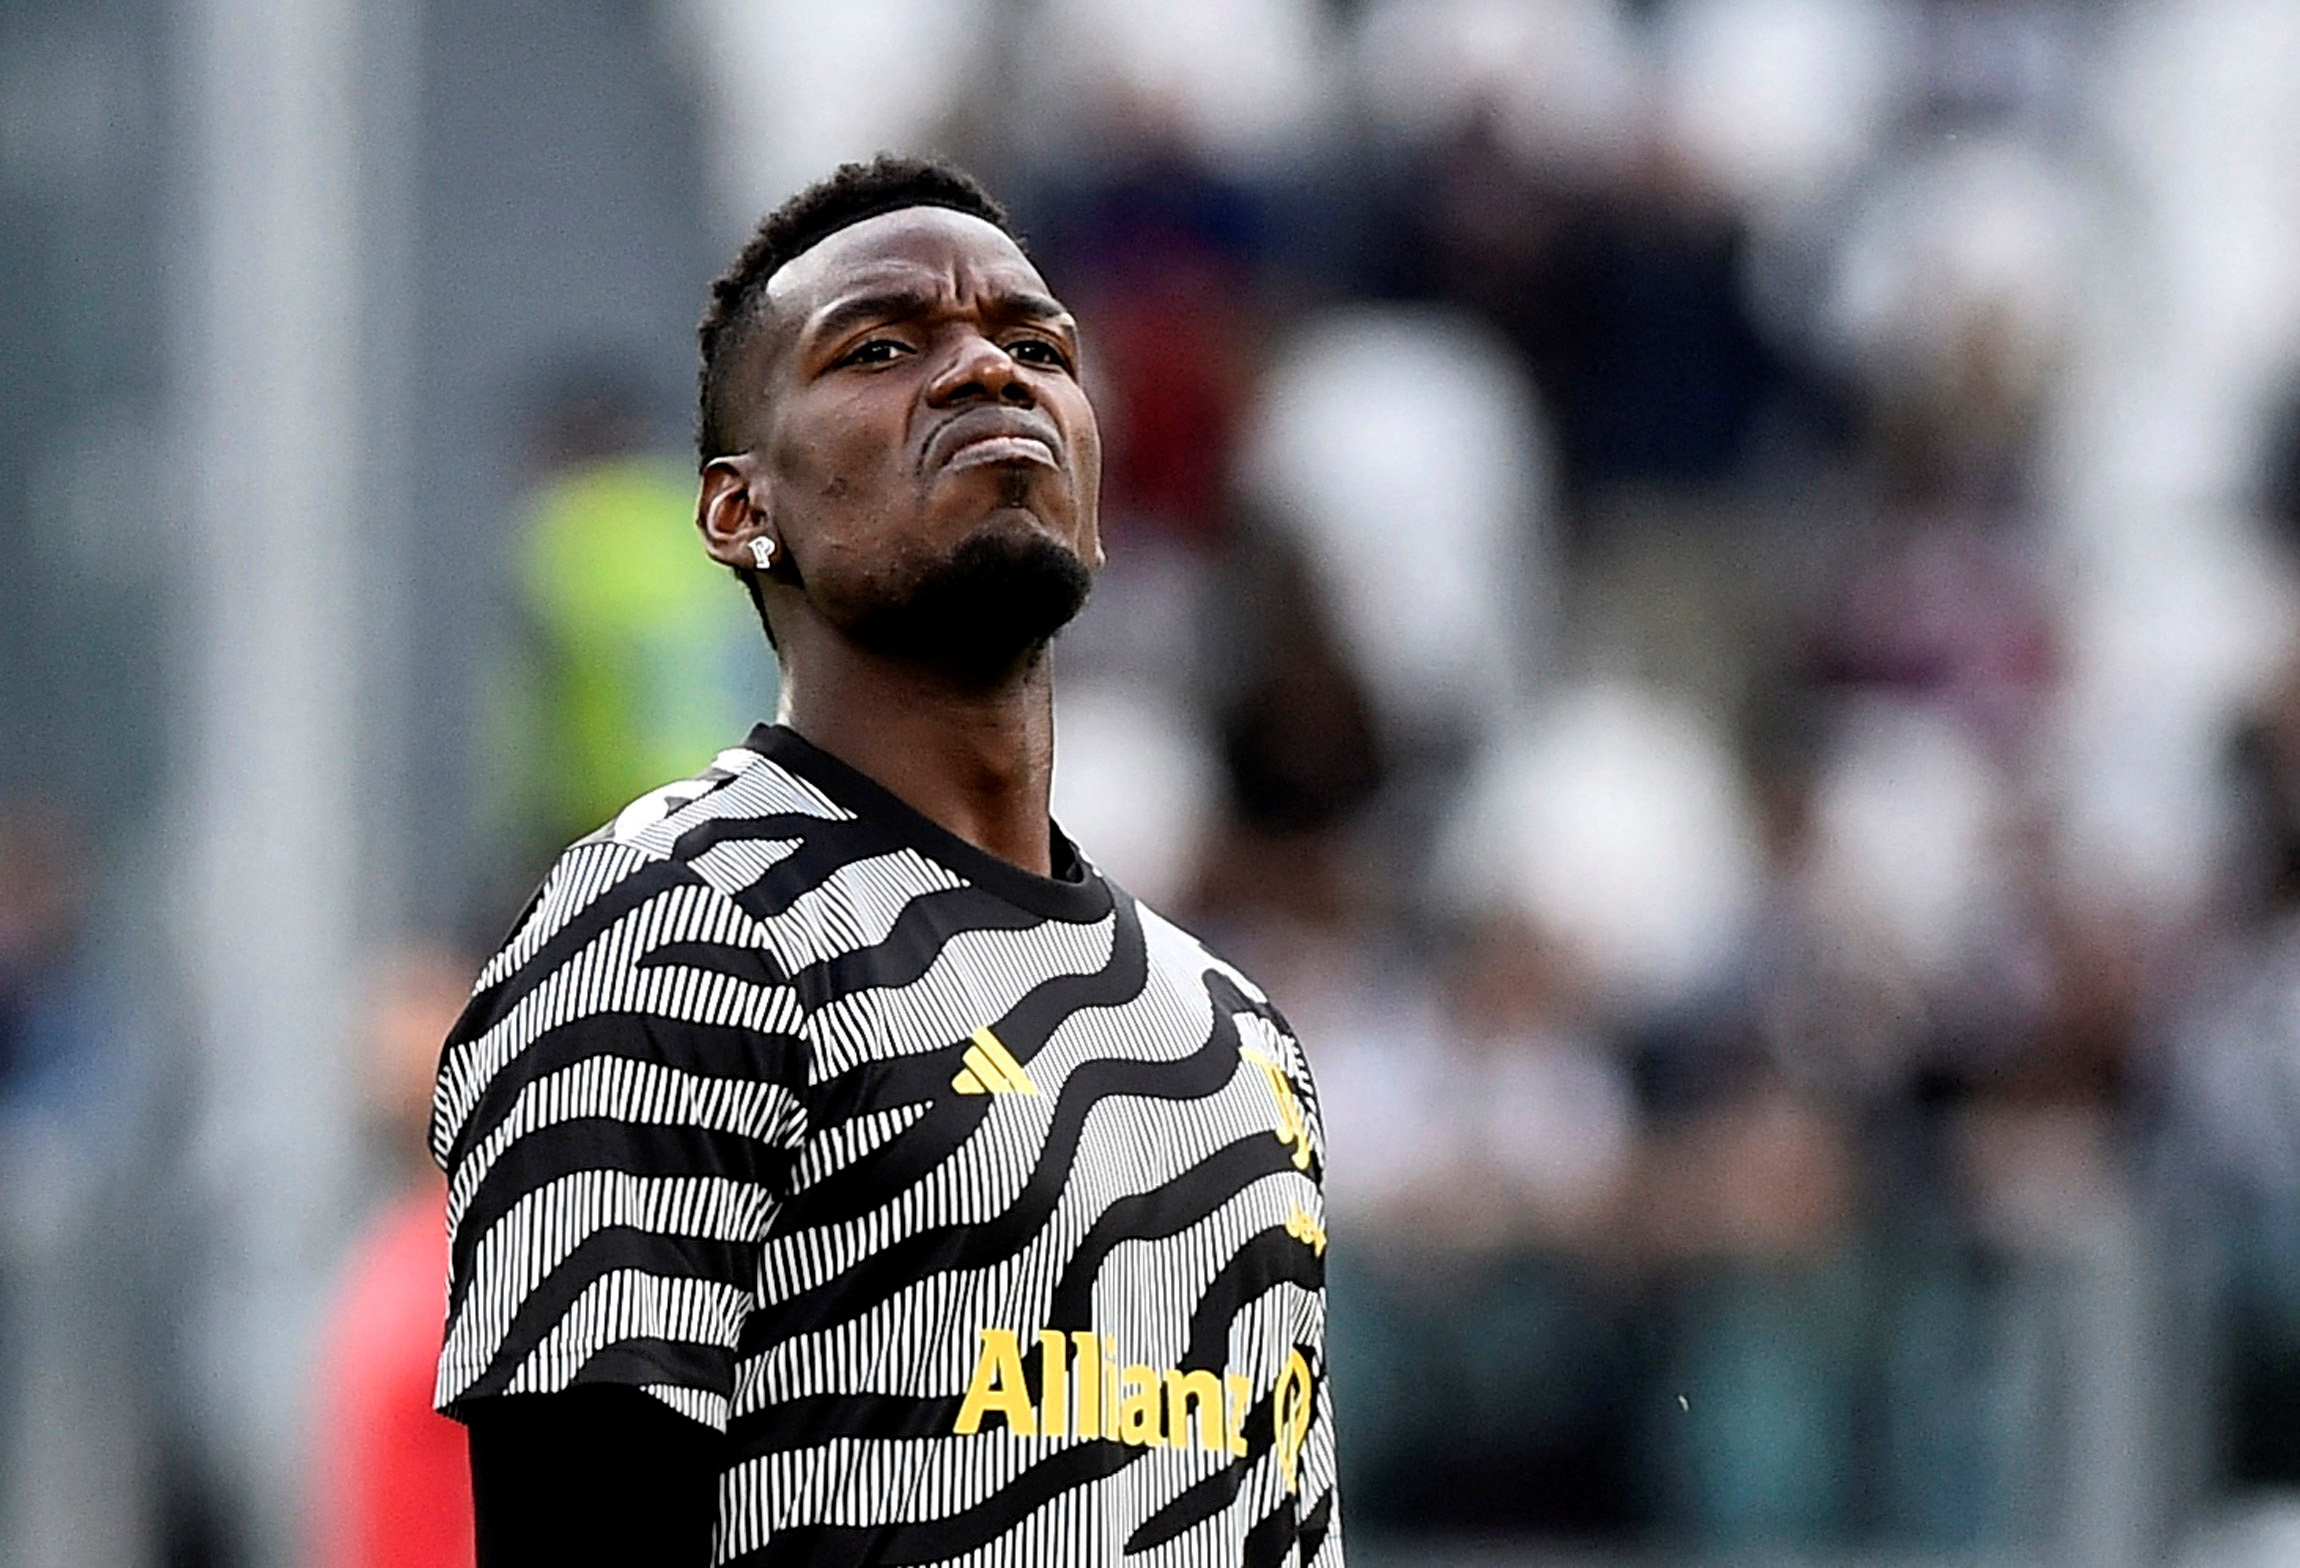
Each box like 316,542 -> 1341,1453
431,157 -> 1342,1567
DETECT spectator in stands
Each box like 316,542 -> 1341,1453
487,368 -> 778,890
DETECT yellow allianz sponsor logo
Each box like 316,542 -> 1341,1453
954,1327 -> 1317,1488
951,1026 -> 1038,1096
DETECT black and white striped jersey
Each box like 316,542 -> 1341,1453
432,724 -> 1341,1567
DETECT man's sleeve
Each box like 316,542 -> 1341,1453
1294,1021 -> 1343,1567
1299,1352 -> 1343,1567
432,840 -> 810,1434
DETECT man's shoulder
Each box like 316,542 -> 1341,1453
440,747 -> 824,1154
1119,892 -> 1326,1121
582,741 -> 840,855
1123,892 -> 1286,1022
479,741 -> 849,981
562,740 -> 855,891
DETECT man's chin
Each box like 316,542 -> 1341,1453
840,523 -> 1094,681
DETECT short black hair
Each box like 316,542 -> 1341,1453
695,155 -> 1016,461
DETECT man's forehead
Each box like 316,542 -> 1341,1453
765,207 -> 1050,325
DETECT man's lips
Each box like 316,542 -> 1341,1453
925,411 -> 1062,474
946,434 -> 1057,471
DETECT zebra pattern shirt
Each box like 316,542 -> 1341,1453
432,723 -> 1342,1567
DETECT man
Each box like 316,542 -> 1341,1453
431,157 -> 1342,1566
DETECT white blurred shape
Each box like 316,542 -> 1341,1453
1436,681 -> 1761,1008
1295,986 -> 1450,1219
2102,0 -> 2300,401
1315,999 -> 1636,1227
1027,0 -> 1334,169
2051,503 -> 2295,917
1354,0 -> 1641,175
1823,136 -> 2091,399
1244,306 -> 1553,737
1052,681 -> 1216,910
663,0 -> 995,231
1657,0 -> 1908,211
2046,0 -> 2300,925
1475,1026 -> 1638,1213
1807,701 -> 2006,982
2178,1496 -> 2300,1568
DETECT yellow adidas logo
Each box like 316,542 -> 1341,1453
952,1027 -> 1038,1096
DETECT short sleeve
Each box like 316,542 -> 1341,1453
432,841 -> 811,1432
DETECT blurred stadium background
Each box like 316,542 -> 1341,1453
13,0 -> 2300,1563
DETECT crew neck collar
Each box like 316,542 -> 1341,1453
744,723 -> 1113,924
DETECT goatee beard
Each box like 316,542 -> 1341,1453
841,524 -> 1093,683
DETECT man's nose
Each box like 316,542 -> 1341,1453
927,334 -> 1035,406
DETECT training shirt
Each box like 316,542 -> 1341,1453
432,724 -> 1342,1567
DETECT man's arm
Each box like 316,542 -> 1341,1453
435,837 -> 809,1564
467,1385 -> 725,1568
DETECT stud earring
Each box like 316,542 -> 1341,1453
748,536 -> 777,571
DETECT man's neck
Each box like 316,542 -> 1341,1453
778,642 -> 1058,877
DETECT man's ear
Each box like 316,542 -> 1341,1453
696,453 -> 776,570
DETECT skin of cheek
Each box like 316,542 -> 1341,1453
768,399 -> 903,579
1061,400 -> 1104,566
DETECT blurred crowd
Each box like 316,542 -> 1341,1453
21,0 -> 2300,1563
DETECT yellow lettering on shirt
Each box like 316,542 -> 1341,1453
954,1328 -> 1037,1436
1241,1047 -> 1312,1170
1070,1331 -> 1102,1438
1038,1330 -> 1069,1437
953,1324 -> 1308,1471
1118,1364 -> 1164,1447
1164,1369 -> 1225,1451
1273,1349 -> 1314,1493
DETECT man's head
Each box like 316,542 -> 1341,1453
695,157 -> 1102,685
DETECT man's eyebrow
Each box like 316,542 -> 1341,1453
987,290 -> 1074,328
804,285 -> 1075,349
804,287 -> 939,347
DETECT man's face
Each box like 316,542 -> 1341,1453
730,206 -> 1103,676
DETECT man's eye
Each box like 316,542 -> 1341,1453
1008,339 -> 1072,370
841,338 -> 910,366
